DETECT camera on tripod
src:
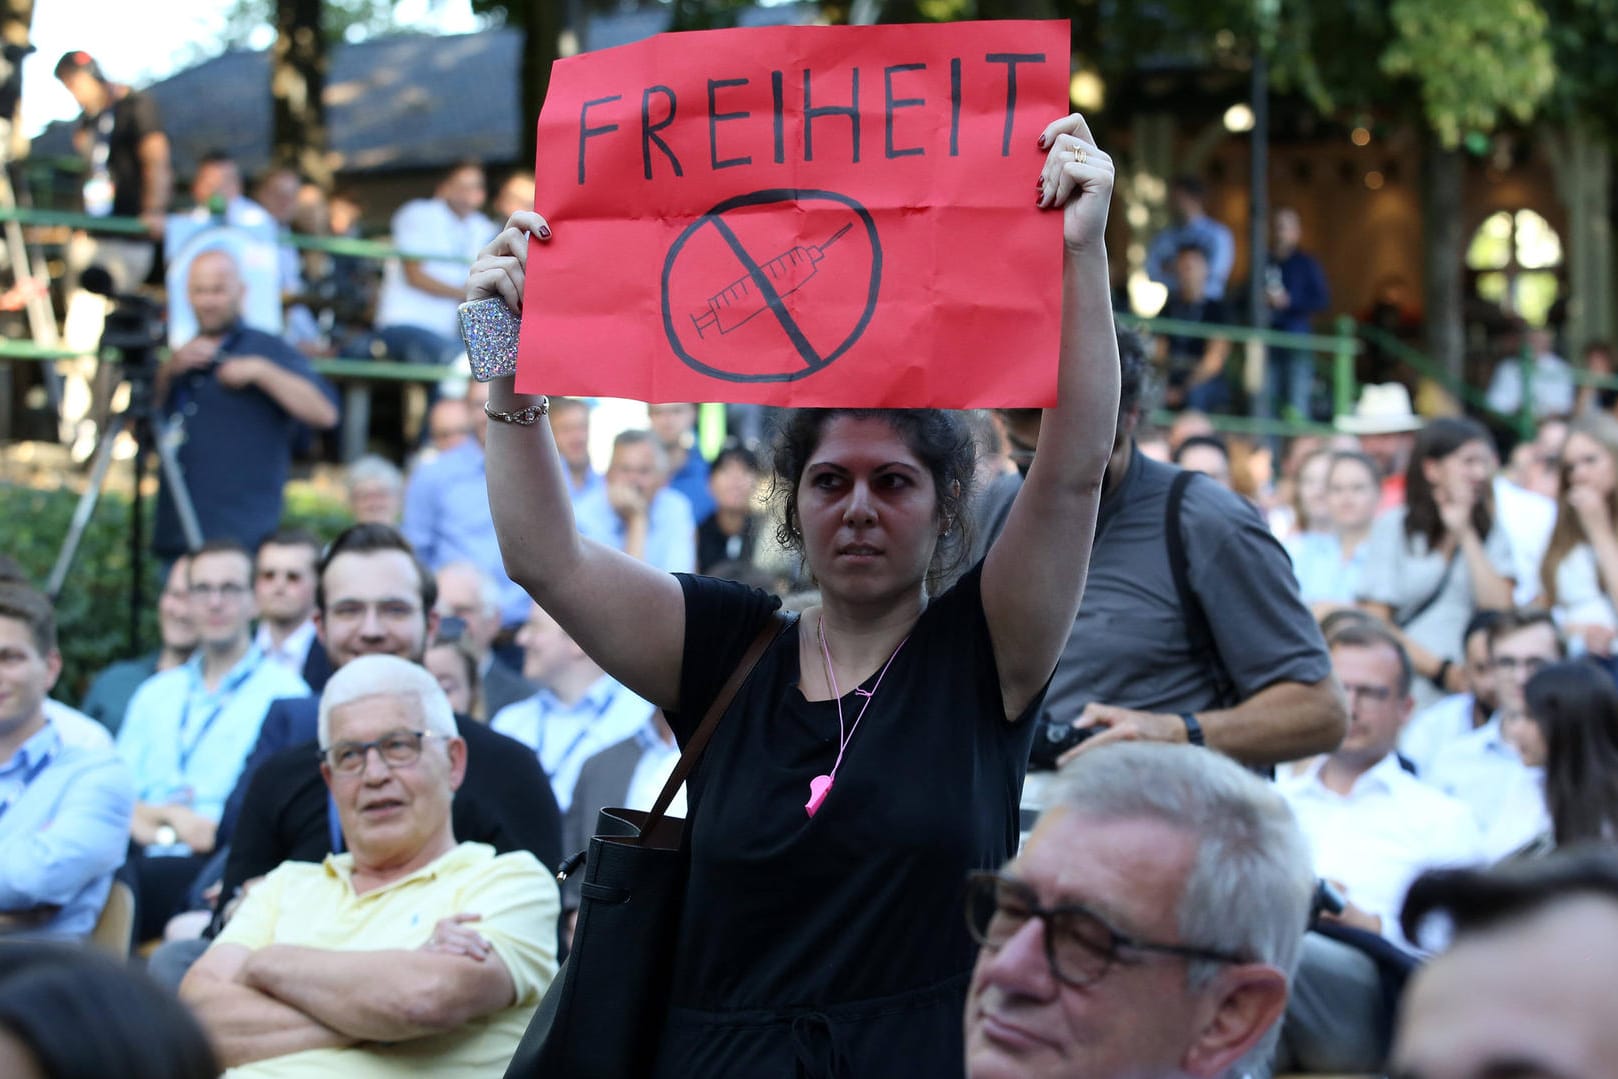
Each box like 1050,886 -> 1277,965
79,264 -> 165,374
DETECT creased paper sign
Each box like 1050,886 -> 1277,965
519,19 -> 1069,407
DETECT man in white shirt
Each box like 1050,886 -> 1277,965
1273,620 -> 1482,1074
1484,327 -> 1575,421
1400,610 -> 1500,776
373,162 -> 498,367
252,528 -> 327,692
1425,610 -> 1561,838
490,602 -> 655,813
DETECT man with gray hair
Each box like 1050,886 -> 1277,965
572,428 -> 697,572
181,654 -> 559,1075
964,742 -> 1314,1079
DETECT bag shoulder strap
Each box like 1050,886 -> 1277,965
1166,470 -> 1236,707
636,610 -> 794,843
1395,549 -> 1459,629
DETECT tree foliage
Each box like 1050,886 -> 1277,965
218,0 -> 405,48
1379,0 -> 1554,147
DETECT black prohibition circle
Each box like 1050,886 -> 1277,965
660,188 -> 883,384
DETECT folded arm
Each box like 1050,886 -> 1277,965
1076,677 -> 1346,767
181,944 -> 357,1068
217,356 -> 340,429
241,943 -> 517,1042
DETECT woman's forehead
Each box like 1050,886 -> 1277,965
809,415 -> 925,467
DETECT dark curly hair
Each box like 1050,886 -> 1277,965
769,409 -> 976,592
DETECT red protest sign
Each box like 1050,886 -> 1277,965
519,20 -> 1069,407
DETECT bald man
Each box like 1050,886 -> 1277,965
154,249 -> 339,560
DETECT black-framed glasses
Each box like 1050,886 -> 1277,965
322,729 -> 439,775
1493,656 -> 1549,675
964,871 -> 1246,987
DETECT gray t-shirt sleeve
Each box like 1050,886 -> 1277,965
1183,486 -> 1332,699
1357,509 -> 1406,607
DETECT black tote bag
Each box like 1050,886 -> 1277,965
503,611 -> 791,1079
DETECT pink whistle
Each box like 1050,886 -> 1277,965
806,774 -> 833,817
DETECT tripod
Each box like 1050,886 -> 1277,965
46,324 -> 202,652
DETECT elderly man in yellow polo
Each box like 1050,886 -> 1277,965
180,654 -> 559,1076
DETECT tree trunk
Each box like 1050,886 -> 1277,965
272,0 -> 330,189
1545,126 -> 1615,350
519,0 -> 563,171
1421,133 -> 1466,385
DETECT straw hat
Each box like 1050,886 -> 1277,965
1336,383 -> 1423,435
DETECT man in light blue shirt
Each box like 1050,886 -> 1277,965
402,379 -> 532,627
572,429 -> 697,573
1146,176 -> 1236,302
0,582 -> 134,939
492,602 -> 656,812
117,540 -> 309,853
649,402 -> 714,522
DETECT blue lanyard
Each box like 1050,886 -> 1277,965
0,750 -> 54,821
178,655 -> 263,775
536,692 -> 614,783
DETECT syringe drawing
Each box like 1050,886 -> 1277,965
689,223 -> 854,339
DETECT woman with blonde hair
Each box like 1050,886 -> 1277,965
1536,411 -> 1618,655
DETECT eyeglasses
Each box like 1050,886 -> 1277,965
964,871 -> 1245,987
322,729 -> 439,774
189,582 -> 249,600
1493,656 -> 1549,675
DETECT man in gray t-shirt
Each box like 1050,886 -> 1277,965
1017,331 -> 1346,768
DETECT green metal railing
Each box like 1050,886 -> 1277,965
0,206 -> 473,264
0,205 -> 1571,445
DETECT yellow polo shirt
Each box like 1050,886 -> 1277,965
217,842 -> 558,1077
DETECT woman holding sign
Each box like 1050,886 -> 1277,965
468,112 -> 1119,1077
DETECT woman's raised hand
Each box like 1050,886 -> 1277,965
466,211 -> 553,312
1435,482 -> 1477,540
1569,483 -> 1614,537
1035,113 -> 1115,252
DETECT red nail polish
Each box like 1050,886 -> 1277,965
537,225 -> 552,239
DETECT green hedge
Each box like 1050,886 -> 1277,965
0,480 -> 352,703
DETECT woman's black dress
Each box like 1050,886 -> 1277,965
653,563 -> 1041,1078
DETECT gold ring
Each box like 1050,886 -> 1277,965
1070,144 -> 1087,166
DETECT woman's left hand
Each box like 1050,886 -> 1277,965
1036,113 -> 1115,253
1568,483 -> 1613,537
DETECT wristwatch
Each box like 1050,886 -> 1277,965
458,298 -> 521,382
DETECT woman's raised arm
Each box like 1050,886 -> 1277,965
981,114 -> 1122,720
471,212 -> 687,710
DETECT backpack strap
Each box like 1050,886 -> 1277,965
1166,470 -> 1237,708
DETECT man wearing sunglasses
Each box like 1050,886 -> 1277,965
182,654 -> 559,1075
251,528 -> 330,693
964,741 -> 1313,1079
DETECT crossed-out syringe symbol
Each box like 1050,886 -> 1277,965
689,223 -> 854,339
